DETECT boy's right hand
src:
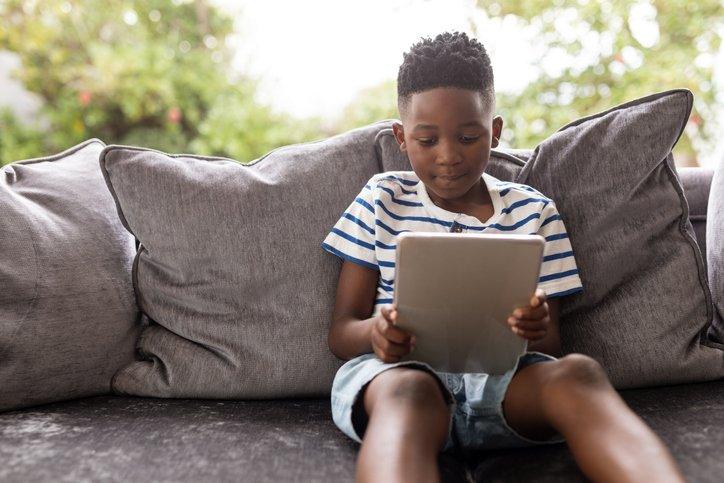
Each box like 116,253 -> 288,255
371,304 -> 416,363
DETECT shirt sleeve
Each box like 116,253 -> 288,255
535,200 -> 583,298
321,177 -> 379,271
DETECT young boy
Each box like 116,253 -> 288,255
321,32 -> 684,483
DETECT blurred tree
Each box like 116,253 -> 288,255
335,80 -> 399,132
0,0 -> 321,165
0,108 -> 48,161
336,1 -> 721,166
475,0 -> 723,166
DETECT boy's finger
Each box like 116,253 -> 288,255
511,326 -> 547,340
381,340 -> 412,357
516,305 -> 548,321
373,331 -> 412,355
509,317 -> 548,331
381,306 -> 398,322
531,290 -> 547,307
378,319 -> 412,344
513,302 -> 547,320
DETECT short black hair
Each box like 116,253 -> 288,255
397,31 -> 494,115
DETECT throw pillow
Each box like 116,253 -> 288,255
0,139 -> 140,411
517,89 -> 723,388
104,122 -> 395,398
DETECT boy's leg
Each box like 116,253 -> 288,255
355,367 -> 451,483
502,354 -> 685,483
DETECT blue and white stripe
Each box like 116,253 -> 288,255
322,171 -> 583,314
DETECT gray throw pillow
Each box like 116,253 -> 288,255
707,155 -> 724,346
104,122 -> 396,398
0,139 -> 140,411
517,89 -> 723,388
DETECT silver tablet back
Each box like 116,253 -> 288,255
393,233 -> 544,375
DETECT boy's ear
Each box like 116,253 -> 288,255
392,122 -> 407,152
491,116 -> 504,149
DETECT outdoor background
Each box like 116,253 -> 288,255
0,0 -> 722,167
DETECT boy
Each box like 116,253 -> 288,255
321,32 -> 684,483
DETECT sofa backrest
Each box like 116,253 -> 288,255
679,167 -> 713,259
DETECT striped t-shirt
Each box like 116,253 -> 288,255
322,171 -> 583,316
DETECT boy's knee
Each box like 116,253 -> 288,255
554,354 -> 609,385
540,354 -> 611,406
365,367 -> 448,414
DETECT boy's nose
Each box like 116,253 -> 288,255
436,143 -> 463,166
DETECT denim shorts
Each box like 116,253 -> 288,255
330,351 -> 565,452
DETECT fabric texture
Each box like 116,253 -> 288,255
707,154 -> 724,344
517,89 -> 723,388
0,139 -> 139,411
103,122 -> 399,398
321,170 -> 582,316
679,167 -> 713,259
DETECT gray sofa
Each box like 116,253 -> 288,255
1,167 -> 722,483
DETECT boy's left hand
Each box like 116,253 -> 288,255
507,289 -> 549,341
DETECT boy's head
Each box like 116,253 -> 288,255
397,31 -> 495,117
393,32 -> 503,205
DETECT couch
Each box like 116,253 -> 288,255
1,166 -> 722,482
2,90 -> 723,482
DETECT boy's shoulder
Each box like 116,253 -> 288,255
492,179 -> 552,203
367,171 -> 421,191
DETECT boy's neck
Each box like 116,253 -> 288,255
427,177 -> 493,214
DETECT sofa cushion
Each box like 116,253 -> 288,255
2,381 -> 724,482
517,89 -> 723,388
0,139 -> 139,411
102,122 -> 398,398
679,167 -> 713,259
707,155 -> 724,345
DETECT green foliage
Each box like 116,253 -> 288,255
0,0 -> 318,165
190,86 -> 327,163
335,80 -> 400,132
475,0 -> 723,165
337,1 -> 722,166
0,108 -> 49,161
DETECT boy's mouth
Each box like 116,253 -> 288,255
437,173 -> 466,181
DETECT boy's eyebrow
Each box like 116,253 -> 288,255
459,121 -> 484,128
412,121 -> 484,131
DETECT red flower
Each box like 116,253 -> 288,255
167,106 -> 182,124
78,90 -> 92,106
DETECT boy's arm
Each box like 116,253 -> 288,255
327,260 -> 379,360
527,297 -> 562,357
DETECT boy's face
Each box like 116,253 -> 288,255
393,87 -> 503,205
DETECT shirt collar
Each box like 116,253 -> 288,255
417,172 -> 504,227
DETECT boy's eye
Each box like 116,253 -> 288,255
417,138 -> 436,146
460,135 -> 480,143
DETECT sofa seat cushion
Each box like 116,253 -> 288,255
1,381 -> 724,482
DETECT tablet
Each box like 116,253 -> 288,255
392,232 -> 545,375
